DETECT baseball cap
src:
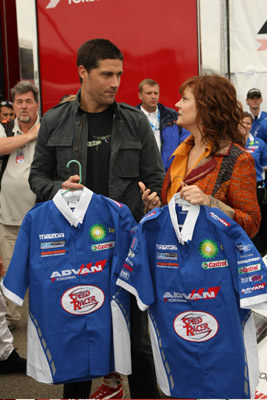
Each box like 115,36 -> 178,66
247,88 -> 262,99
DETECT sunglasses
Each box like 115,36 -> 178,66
0,100 -> 13,107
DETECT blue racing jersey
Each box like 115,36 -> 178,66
117,193 -> 267,399
1,188 -> 135,384
246,133 -> 267,182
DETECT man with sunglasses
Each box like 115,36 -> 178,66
0,101 -> 15,123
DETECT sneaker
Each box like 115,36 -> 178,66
0,349 -> 26,374
89,383 -> 124,399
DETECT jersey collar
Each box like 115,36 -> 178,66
53,187 -> 93,227
168,193 -> 200,244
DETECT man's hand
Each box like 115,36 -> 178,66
0,254 -> 5,277
179,182 -> 210,206
62,175 -> 84,191
28,122 -> 40,141
138,181 -> 161,212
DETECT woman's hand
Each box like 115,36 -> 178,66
180,182 -> 210,206
138,181 -> 161,212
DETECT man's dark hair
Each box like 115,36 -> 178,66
11,80 -> 39,103
77,38 -> 124,73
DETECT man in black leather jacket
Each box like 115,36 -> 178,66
29,39 -> 164,399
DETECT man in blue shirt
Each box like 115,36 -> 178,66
241,112 -> 267,256
246,88 -> 267,136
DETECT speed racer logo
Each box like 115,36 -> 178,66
174,311 -> 218,342
61,285 -> 104,315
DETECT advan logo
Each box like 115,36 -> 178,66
174,311 -> 218,342
61,285 -> 104,315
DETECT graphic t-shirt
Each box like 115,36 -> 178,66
117,193 -> 267,399
1,188 -> 136,384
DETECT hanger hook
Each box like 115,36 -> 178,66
66,160 -> 82,184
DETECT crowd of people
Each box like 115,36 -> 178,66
0,38 -> 267,399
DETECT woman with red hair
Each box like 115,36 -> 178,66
139,74 -> 260,238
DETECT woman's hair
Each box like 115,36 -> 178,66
241,111 -> 253,123
179,74 -> 245,152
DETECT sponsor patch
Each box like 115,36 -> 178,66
91,241 -> 115,251
41,249 -> 66,257
209,212 -> 231,227
241,283 -> 266,294
89,224 -> 107,242
199,239 -> 219,259
157,262 -> 179,268
127,249 -> 135,259
125,257 -> 133,266
39,232 -> 64,240
122,263 -> 133,272
164,287 -> 220,302
120,270 -> 130,280
241,274 -> 263,284
131,237 -> 138,250
237,257 -> 261,265
140,211 -> 156,224
238,264 -> 261,274
174,311 -> 218,342
50,260 -> 107,281
40,240 -> 65,249
156,244 -> 177,250
201,259 -> 228,269
236,243 -> 253,253
157,252 -> 178,260
61,285 -> 104,315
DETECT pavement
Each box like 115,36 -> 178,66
0,292 -> 130,399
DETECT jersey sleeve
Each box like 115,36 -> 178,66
1,219 -> 30,305
116,225 -> 155,311
233,230 -> 267,310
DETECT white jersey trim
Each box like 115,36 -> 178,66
53,187 -> 93,227
116,279 -> 148,311
168,193 -> 200,244
111,299 -> 131,375
27,315 -> 53,383
148,312 -> 171,396
241,294 -> 267,310
0,281 -> 23,306
244,313 -> 259,398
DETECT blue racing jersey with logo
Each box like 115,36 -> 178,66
1,188 -> 135,384
117,193 -> 267,399
246,133 -> 267,181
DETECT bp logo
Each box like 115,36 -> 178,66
199,239 -> 219,259
89,224 -> 107,242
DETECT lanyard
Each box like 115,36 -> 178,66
148,110 -> 160,132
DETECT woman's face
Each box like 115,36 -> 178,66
175,86 -> 198,130
242,116 -> 252,136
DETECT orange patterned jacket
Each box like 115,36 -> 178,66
161,141 -> 261,238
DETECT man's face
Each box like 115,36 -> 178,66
13,91 -> 39,124
79,59 -> 123,112
246,95 -> 262,112
138,84 -> 160,112
0,105 -> 15,122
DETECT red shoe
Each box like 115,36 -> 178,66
89,383 -> 124,399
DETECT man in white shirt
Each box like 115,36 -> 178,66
137,78 -> 190,171
0,80 -> 40,329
